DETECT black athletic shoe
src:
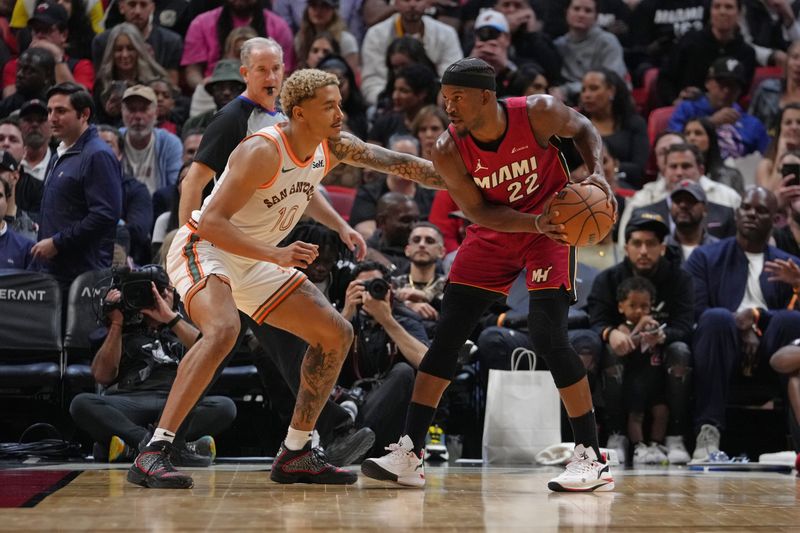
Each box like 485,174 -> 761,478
324,427 -> 376,466
127,441 -> 194,489
270,441 -> 358,484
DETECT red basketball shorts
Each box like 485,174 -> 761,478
448,225 -> 576,295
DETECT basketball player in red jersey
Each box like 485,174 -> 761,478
126,70 -> 447,489
362,57 -> 618,492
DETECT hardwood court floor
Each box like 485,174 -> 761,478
0,463 -> 799,532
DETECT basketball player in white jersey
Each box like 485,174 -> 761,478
127,69 -> 446,489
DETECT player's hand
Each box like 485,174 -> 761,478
339,226 -> 367,261
578,172 -> 618,221
272,241 -> 319,268
534,211 -> 569,245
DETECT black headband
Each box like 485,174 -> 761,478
440,70 -> 496,91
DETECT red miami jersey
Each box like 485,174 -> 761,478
449,96 -> 569,214
447,96 -> 576,295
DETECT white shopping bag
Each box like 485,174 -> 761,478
482,348 -> 562,464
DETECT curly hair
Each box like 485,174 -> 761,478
280,69 -> 339,119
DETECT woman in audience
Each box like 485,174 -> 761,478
368,63 -> 438,147
295,0 -> 359,76
683,118 -> 744,195
757,103 -> 800,192
318,54 -> 367,139
225,26 -> 258,62
579,68 -> 649,188
374,37 -> 437,115
750,40 -> 800,135
412,105 -> 448,162
507,62 -> 550,97
94,23 -> 168,108
301,31 -> 340,69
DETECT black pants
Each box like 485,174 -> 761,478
358,362 -> 416,457
69,391 -> 237,449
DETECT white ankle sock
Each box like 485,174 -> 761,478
285,427 -> 312,450
149,428 -> 176,445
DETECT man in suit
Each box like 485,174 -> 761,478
684,186 -> 800,462
628,143 -> 737,244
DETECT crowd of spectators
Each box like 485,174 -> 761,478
1,0 -> 800,468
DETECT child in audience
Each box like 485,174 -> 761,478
615,277 -> 670,465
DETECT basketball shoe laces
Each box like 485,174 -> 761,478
305,446 -> 335,471
384,442 -> 417,465
565,449 -> 597,476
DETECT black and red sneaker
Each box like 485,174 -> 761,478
127,441 -> 194,489
270,441 -> 357,485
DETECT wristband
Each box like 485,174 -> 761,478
534,214 -> 543,233
165,315 -> 181,329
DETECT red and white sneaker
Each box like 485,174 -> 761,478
548,444 -> 615,492
361,435 -> 425,487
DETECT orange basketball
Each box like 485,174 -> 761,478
544,183 -> 614,247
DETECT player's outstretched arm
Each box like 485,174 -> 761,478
327,132 -> 447,190
197,137 -> 319,269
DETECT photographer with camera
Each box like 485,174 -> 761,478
339,261 -> 429,458
69,265 -> 236,464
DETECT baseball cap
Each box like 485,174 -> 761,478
670,180 -> 706,203
0,150 -> 19,172
625,212 -> 669,242
30,1 -> 69,28
707,57 -> 746,88
19,99 -> 48,117
205,60 -> 245,90
475,9 -> 509,40
122,84 -> 158,105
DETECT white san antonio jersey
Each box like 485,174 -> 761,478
193,125 -> 331,261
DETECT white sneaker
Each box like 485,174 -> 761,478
645,442 -> 668,464
758,450 -> 798,465
632,441 -> 649,465
548,444 -> 615,492
665,435 -> 690,464
361,435 -> 425,487
691,424 -> 720,463
606,433 -> 628,466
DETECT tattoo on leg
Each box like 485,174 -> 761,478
295,342 -> 344,427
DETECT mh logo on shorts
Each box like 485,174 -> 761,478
531,266 -> 553,283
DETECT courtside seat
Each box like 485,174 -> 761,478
63,270 -> 112,394
211,364 -> 263,400
0,269 -> 62,397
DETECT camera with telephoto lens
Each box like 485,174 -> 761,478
361,277 -> 390,300
103,265 -> 171,317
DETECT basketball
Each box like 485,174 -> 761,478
544,182 -> 614,246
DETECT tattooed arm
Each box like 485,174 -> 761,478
327,132 -> 447,190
